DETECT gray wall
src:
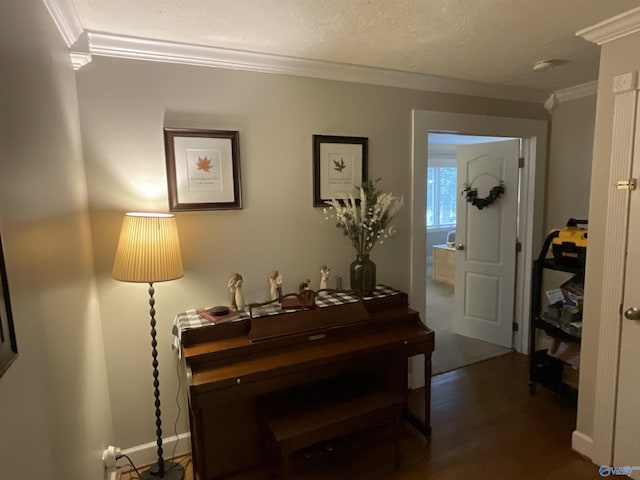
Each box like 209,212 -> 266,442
0,0 -> 603,466
75,56 -> 546,449
545,95 -> 596,232
0,1 -> 113,479
544,96 -> 596,433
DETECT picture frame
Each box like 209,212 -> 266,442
0,233 -> 17,377
164,128 -> 242,211
313,135 -> 368,207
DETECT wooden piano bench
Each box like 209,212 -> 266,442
258,375 -> 404,479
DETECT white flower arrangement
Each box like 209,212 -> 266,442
323,179 -> 403,257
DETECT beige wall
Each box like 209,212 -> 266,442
545,96 -> 596,232
0,2 -> 113,479
75,56 -> 546,449
0,0 -> 610,466
545,95 -> 596,438
578,32 -> 640,439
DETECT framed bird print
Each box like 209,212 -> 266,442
312,135 -> 368,207
164,128 -> 242,211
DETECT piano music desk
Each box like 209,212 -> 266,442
175,287 -> 434,480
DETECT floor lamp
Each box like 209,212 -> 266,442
112,212 -> 185,480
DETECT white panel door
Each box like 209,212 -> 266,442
453,140 -> 519,348
613,142 -> 640,479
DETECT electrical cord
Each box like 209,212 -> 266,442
115,355 -> 189,478
172,455 -> 192,473
116,453 -> 190,479
171,355 -> 183,461
182,457 -> 192,471
166,354 -> 185,472
117,453 -> 141,479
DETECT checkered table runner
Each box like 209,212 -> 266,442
172,285 -> 402,355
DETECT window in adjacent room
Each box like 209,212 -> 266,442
427,165 -> 457,228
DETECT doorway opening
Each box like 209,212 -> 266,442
427,133 -> 516,375
410,109 -> 547,390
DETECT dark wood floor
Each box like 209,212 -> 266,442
122,353 -> 600,479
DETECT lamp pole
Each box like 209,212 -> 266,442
112,213 -> 185,480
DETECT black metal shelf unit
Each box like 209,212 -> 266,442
529,230 -> 583,401
530,349 -> 579,402
535,313 -> 582,342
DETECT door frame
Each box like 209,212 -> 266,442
587,71 -> 638,467
411,110 -> 548,361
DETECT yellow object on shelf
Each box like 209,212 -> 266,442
551,218 -> 587,265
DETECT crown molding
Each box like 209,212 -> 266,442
544,80 -> 598,113
40,3 -> 547,103
577,6 -> 640,45
41,0 -> 83,48
544,93 -> 559,113
70,51 -> 92,70
85,32 -> 547,103
555,80 -> 598,103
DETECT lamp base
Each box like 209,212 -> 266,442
139,461 -> 185,480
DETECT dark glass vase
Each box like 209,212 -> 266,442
350,254 -> 376,296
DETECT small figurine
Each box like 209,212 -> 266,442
235,279 -> 245,311
298,278 -> 311,294
319,265 -> 330,292
228,273 -> 244,311
269,270 -> 283,300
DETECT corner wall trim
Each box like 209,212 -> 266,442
41,0 -> 83,48
577,6 -> 640,45
572,430 -> 595,460
590,71 -> 639,466
70,51 -> 92,70
121,432 -> 191,470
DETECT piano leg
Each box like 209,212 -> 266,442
423,353 -> 432,436
403,353 -> 432,437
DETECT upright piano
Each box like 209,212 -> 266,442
175,287 -> 434,479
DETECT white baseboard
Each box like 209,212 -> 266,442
106,469 -> 120,480
572,430 -> 594,460
121,432 -> 191,470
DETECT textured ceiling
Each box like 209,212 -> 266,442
71,0 -> 640,91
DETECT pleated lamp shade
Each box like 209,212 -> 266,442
112,213 -> 184,283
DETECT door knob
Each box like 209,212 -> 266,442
455,243 -> 465,251
624,307 -> 640,320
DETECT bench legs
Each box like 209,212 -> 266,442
394,410 -> 401,471
268,416 -> 401,479
259,375 -> 406,479
280,446 -> 291,480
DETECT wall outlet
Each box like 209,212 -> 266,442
102,446 -> 121,469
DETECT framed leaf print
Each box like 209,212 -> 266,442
164,128 -> 242,211
313,135 -> 368,207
